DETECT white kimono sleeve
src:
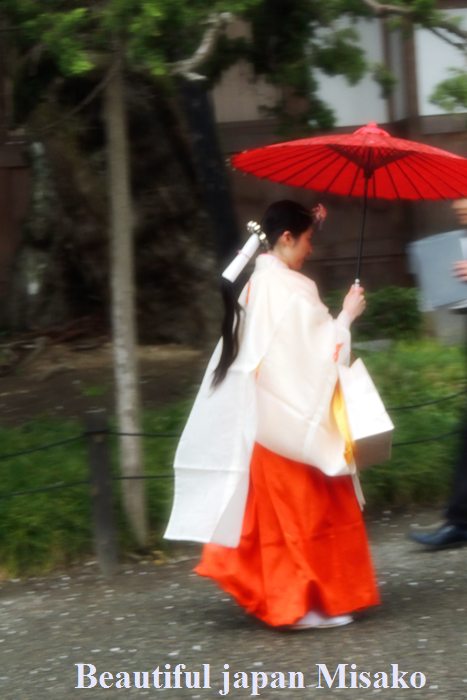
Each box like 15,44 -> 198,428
163,344 -> 257,547
255,277 -> 354,476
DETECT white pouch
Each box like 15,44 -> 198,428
337,358 -> 394,469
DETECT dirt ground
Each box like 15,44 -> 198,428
0,338 -> 208,426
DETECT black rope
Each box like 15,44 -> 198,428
0,479 -> 90,500
1,426 -> 462,499
388,386 -> 466,411
112,474 -> 173,481
0,434 -> 85,461
0,431 -> 175,462
0,382 -> 463,463
0,382 -> 463,500
393,428 -> 462,447
108,430 -> 179,438
0,475 -> 174,499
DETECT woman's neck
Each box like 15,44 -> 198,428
269,250 -> 290,268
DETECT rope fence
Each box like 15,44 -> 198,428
0,382 -> 465,481
1,385 -> 465,575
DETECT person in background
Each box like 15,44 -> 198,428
165,200 -> 380,629
409,199 -> 467,549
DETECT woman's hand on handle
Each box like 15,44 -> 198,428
342,284 -> 366,323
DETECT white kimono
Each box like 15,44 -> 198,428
164,254 -> 355,547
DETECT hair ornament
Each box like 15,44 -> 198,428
312,203 -> 327,229
221,221 -> 269,283
246,220 -> 269,250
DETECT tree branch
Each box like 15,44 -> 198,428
32,65 -> 116,134
429,26 -> 465,51
360,0 -> 412,17
433,16 -> 467,43
360,0 -> 467,44
170,12 -> 233,81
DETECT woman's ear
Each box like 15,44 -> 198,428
278,230 -> 294,246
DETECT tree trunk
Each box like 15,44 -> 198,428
104,51 -> 148,547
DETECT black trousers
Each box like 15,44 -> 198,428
446,411 -> 467,526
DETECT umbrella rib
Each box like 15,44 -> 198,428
257,148 -> 353,187
237,145 -> 331,171
381,163 -> 402,198
272,149 -> 342,182
394,156 -> 456,198
237,147 -> 334,183
415,154 -> 467,193
348,165 -> 363,197
301,152 -> 357,191
395,160 -> 436,199
231,148 -> 306,174
232,149 -> 308,175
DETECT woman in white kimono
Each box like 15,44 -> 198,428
165,200 -> 380,629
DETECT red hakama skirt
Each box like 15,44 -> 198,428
195,442 -> 380,627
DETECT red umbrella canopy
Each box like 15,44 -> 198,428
231,122 -> 467,200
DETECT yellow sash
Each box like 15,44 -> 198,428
332,383 -> 354,465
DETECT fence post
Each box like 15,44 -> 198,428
86,409 -> 118,578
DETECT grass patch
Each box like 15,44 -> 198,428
80,383 -> 110,397
0,340 -> 464,577
0,402 -> 192,578
0,419 -> 91,576
359,340 -> 465,509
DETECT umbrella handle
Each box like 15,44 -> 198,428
354,278 -> 361,287
355,176 -> 370,283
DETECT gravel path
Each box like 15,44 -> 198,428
1,509 -> 466,700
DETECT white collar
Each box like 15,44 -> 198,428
255,253 -> 289,271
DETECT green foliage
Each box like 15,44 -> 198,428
359,341 -> 465,509
79,383 -> 110,398
325,286 -> 423,341
1,338 -> 465,577
410,0 -> 438,25
240,0 -> 371,130
2,0 -> 262,80
37,8 -> 93,75
1,0 -> 369,132
0,419 -> 91,576
0,403 -> 192,577
3,0 -> 465,133
371,62 -> 397,99
313,27 -> 367,86
356,286 -> 423,341
430,68 -> 467,113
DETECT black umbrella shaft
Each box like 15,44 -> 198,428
355,176 -> 369,284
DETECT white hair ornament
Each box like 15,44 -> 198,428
221,221 -> 268,283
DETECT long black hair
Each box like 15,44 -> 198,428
211,200 -> 314,387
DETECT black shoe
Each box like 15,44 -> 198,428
409,523 -> 467,549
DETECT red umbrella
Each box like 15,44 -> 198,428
231,122 -> 467,281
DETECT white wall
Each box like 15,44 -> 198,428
210,18 -> 279,124
211,60 -> 279,123
315,18 -> 388,128
212,11 -> 467,128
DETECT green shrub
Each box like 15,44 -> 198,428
0,403 -> 191,577
0,340 -> 464,576
358,340 -> 465,509
325,286 -> 422,340
0,419 -> 91,576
